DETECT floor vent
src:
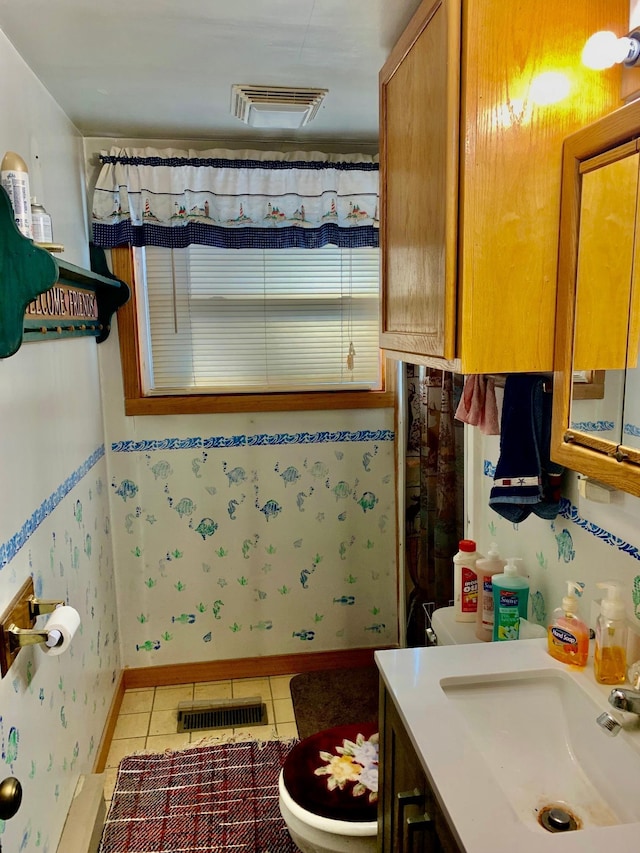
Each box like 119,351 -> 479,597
177,697 -> 267,732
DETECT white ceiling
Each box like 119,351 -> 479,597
0,0 -> 423,146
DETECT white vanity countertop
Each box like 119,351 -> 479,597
375,640 -> 640,853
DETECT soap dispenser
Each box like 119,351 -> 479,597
474,542 -> 506,642
594,581 -> 627,684
547,581 -> 589,667
492,558 -> 529,642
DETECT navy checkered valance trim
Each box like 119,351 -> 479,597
93,221 -> 379,249
92,146 -> 379,250
99,153 -> 379,172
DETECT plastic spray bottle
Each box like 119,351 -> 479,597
453,539 -> 481,622
594,581 -> 627,684
547,581 -> 589,667
1,151 -> 32,238
492,558 -> 529,641
474,542 -> 506,641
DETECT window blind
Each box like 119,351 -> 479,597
141,244 -> 381,393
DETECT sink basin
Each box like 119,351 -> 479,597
440,669 -> 640,831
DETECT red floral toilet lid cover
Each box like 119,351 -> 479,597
282,721 -> 379,823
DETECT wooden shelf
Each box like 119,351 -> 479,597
0,187 -> 129,358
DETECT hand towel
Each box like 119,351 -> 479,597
489,374 -> 563,522
454,374 -> 500,435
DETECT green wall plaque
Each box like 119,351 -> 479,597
0,187 -> 129,358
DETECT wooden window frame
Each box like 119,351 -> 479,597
110,246 -> 395,415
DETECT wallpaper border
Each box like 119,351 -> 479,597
558,497 -> 640,562
483,458 -> 640,563
111,429 -> 395,453
0,445 -> 105,569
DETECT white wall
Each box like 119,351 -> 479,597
0,32 -> 119,853
468,389 -> 640,655
0,35 -> 396,853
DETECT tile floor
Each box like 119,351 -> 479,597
103,674 -> 299,805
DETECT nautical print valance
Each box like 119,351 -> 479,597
91,147 -> 379,250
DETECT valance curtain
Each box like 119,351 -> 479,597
92,147 -> 379,250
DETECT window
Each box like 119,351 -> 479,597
111,246 -> 393,415
143,244 -> 381,393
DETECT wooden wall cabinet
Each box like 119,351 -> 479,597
378,682 -> 461,853
552,99 -> 640,498
379,0 -> 626,374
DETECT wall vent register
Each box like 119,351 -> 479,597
177,697 -> 267,731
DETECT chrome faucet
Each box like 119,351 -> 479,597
596,688 -> 640,736
608,687 -> 640,715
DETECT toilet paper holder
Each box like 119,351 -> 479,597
0,577 -> 65,677
7,606 -> 64,647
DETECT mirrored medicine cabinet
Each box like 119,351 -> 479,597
552,98 -> 640,497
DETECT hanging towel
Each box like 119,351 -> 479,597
489,374 -> 563,523
454,375 -> 500,435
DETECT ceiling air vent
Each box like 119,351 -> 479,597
231,84 -> 328,128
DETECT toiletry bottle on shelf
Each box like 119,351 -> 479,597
1,151 -> 32,239
594,581 -> 627,684
30,197 -> 53,243
474,542 -> 506,641
453,539 -> 481,623
547,581 -> 589,667
492,558 -> 529,641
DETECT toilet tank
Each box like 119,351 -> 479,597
430,606 -> 482,646
429,605 -> 546,646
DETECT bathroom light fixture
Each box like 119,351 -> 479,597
582,30 -> 640,70
231,84 -> 328,129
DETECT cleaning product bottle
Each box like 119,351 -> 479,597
1,151 -> 32,238
547,581 -> 589,667
453,539 -> 481,622
492,558 -> 529,641
594,581 -> 627,684
474,542 -> 506,641
30,197 -> 53,243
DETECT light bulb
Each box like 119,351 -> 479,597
582,30 -> 634,69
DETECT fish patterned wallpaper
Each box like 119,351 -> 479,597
108,428 -> 398,668
471,431 -> 640,657
0,454 -> 119,853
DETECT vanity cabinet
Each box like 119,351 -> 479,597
552,98 -> 640,497
379,0 -> 625,373
378,682 -> 461,853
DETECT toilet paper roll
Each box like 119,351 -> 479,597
40,606 -> 81,656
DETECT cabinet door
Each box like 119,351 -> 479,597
552,99 -> 640,496
379,0 -> 460,363
568,145 -> 638,452
379,0 -> 626,374
459,0 -> 627,373
378,687 -> 461,853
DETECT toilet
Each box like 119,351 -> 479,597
278,613 -> 491,853
278,720 -> 378,853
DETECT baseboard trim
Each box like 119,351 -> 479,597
93,670 -> 125,774
123,649 -> 388,690
94,647 -> 395,773
122,646 -> 391,689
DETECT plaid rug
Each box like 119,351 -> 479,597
99,739 -> 300,852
